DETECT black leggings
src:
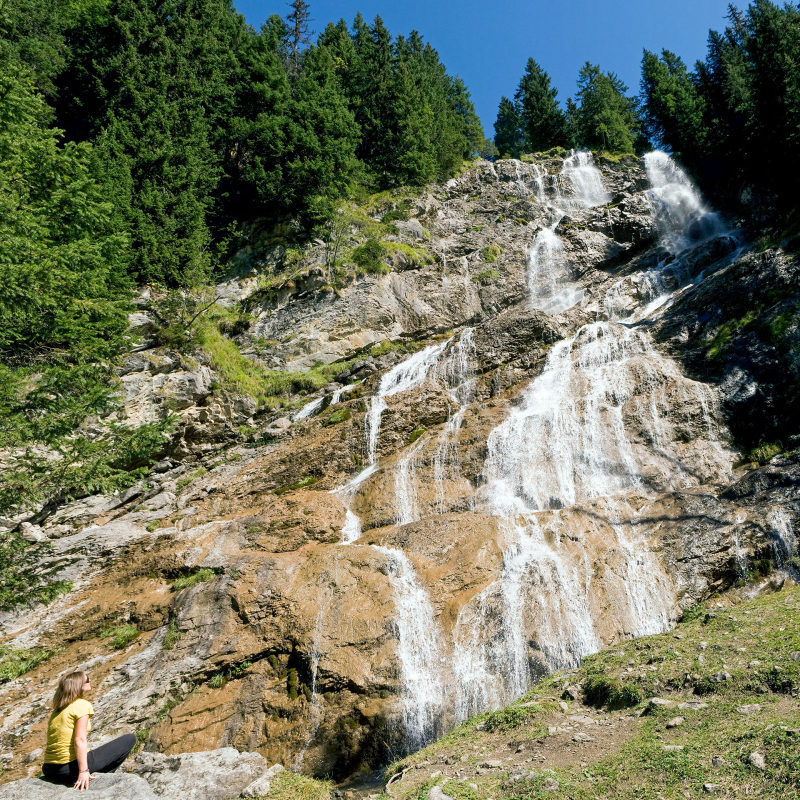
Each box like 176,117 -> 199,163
42,734 -> 136,786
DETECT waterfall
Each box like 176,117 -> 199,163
525,150 -> 608,314
365,341 -> 451,466
526,220 -> 585,315
432,329 -> 477,513
557,150 -> 610,210
395,437 -> 426,526
374,546 -> 444,751
768,507 -> 797,570
294,396 -> 324,421
644,151 -> 724,253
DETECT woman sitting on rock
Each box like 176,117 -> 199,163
42,670 -> 136,791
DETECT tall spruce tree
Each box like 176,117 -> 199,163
515,58 -> 565,151
575,62 -> 643,153
284,0 -> 313,80
493,96 -> 527,158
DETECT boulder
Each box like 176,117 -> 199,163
0,774 -> 156,800
130,749 -> 272,800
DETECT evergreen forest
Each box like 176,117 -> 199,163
1,0 -> 800,570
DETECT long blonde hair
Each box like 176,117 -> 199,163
52,671 -> 87,712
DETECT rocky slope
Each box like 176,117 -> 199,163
0,150 -> 798,788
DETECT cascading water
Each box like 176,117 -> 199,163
604,152 -> 735,321
451,152 -> 734,718
395,437 -> 426,526
768,507 -> 797,570
374,546 -> 444,750
557,150 -> 610,210
526,150 -> 608,313
644,151 -> 724,253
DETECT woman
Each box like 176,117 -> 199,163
42,670 -> 136,792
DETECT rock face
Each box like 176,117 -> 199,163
1,151 -> 798,786
0,774 -> 156,800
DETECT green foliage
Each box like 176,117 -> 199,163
162,619 -> 181,650
482,702 -> 540,732
266,770 -> 333,800
515,58 -> 566,152
352,238 -> 386,274
0,644 -> 61,683
749,441 -> 783,464
287,667 -> 299,700
99,624 -> 140,649
408,428 -> 425,444
582,673 -> 643,709
326,407 -> 352,425
472,269 -> 500,284
170,568 -> 217,592
276,476 -> 318,495
493,95 -> 527,159
0,529 -> 74,612
175,468 -> 208,492
481,244 -> 502,263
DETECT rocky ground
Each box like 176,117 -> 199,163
0,152 -> 798,792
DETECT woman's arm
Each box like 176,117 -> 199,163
72,715 -> 93,792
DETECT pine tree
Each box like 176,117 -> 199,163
493,96 -> 527,158
575,62 -> 643,153
515,58 -> 565,152
284,0 -> 313,80
640,49 -> 708,167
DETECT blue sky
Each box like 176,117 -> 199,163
232,0 -> 736,135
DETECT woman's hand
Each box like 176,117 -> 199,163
73,770 -> 95,792
72,714 -> 92,792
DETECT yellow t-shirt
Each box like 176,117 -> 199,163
43,698 -> 93,764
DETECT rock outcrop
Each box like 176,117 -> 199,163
1,152 -> 798,787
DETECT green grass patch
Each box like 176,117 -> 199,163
481,244 -> 502,263
472,268 -> 500,284
264,770 -> 333,800
326,407 -> 351,425
275,476 -> 318,495
749,440 -> 783,465
162,619 -> 181,650
175,467 -> 208,492
0,645 -> 61,683
408,428 -> 425,444
582,673 -> 643,709
170,568 -> 217,592
383,241 -> 433,266
99,624 -> 140,649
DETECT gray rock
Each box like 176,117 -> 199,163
239,776 -> 270,798
747,752 -> 766,771
789,651 -> 800,662
0,774 -> 156,800
662,745 -> 684,752
737,704 -> 761,715
649,697 -> 674,708
20,522 -> 48,543
480,759 -> 503,769
711,671 -> 732,683
678,701 -> 708,711
666,717 -> 685,729
543,777 -> 560,791
572,732 -> 595,743
131,748 -> 271,800
24,749 -> 42,764
427,787 -> 454,800
712,755 -> 726,767
703,784 -> 724,794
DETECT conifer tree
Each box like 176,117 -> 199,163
493,96 -> 527,158
284,0 -> 313,80
515,58 -> 565,151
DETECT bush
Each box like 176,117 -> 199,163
326,407 -> 351,425
352,238 -> 387,274
472,268 -> 500,284
481,244 -> 502,263
583,674 -> 642,709
483,703 -> 539,731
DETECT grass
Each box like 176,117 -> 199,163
175,467 -> 208,492
472,268 -> 500,284
275,476 -> 318,495
408,428 -> 425,444
162,619 -> 181,650
170,568 -> 217,592
481,244 -> 502,263
98,624 -> 140,649
749,441 -> 783,465
248,770 -> 332,800
379,584 -> 800,800
0,645 -> 61,683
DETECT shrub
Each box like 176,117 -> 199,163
99,624 -> 140,649
749,441 -> 783,464
481,244 -> 502,263
483,703 -> 539,731
326,407 -> 351,425
583,674 -> 642,709
352,239 -> 387,274
472,268 -> 500,284
287,668 -> 299,700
